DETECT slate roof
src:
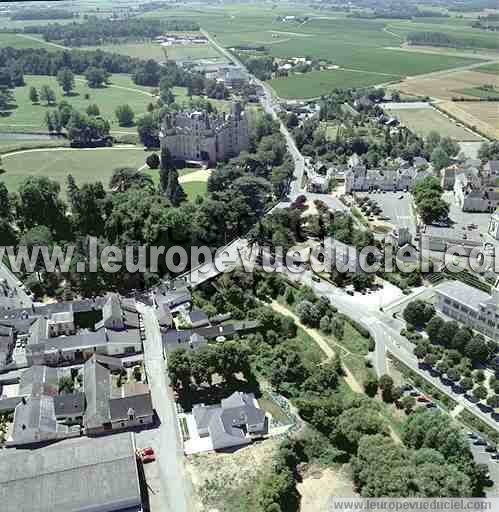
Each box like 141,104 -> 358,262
83,357 -> 111,429
0,432 -> 142,512
109,393 -> 153,422
18,366 -> 59,398
193,392 -> 267,450
53,392 -> 85,418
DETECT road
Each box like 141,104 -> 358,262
202,29 -> 306,196
136,303 -> 193,512
0,263 -> 33,310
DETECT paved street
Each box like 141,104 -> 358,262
136,303 -> 194,512
0,263 -> 33,310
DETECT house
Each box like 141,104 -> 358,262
435,281 -> 499,340
0,432 -> 143,512
192,392 -> 267,450
0,324 -> 14,372
83,355 -> 153,435
483,160 -> 499,186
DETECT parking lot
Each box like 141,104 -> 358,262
357,191 -> 417,236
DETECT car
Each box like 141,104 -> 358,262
467,432 -> 478,439
141,454 -> 156,464
142,447 -> 155,456
312,275 -> 320,283
409,390 -> 420,397
485,445 -> 496,453
417,395 -> 430,403
426,402 -> 437,408
398,195 -> 404,199
346,290 -> 354,296
473,437 -> 487,446
401,384 -> 414,392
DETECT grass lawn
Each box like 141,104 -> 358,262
390,107 -> 483,141
182,181 -> 208,202
0,147 -> 153,195
0,32 -> 59,50
268,69 -> 399,99
0,74 -> 154,133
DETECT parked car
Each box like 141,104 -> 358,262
417,395 -> 430,403
473,437 -> 487,446
312,275 -> 320,283
485,445 -> 496,453
141,454 -> 156,464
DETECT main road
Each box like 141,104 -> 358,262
136,303 -> 194,512
201,28 -> 306,196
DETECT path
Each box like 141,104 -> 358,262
15,33 -> 68,50
1,144 -> 143,158
74,78 -> 155,98
270,301 -> 362,394
178,168 -> 211,184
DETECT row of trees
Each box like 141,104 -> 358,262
28,17 -> 200,46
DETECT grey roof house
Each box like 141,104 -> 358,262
192,391 -> 267,450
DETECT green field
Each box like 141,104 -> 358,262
0,148 -> 207,201
389,107 -> 483,141
269,69 -> 398,99
182,181 -> 208,201
1,148 -> 152,193
475,63 -> 499,75
0,32 -> 60,50
0,74 -> 155,134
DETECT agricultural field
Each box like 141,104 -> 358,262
388,107 -> 483,142
0,74 -> 155,134
438,101 -> 499,140
475,63 -> 499,75
0,32 -> 60,50
268,69 -> 399,99
396,69 -> 499,101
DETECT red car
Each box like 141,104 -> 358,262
141,454 -> 156,464
417,395 -> 430,403
141,447 -> 154,456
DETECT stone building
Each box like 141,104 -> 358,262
159,102 -> 250,164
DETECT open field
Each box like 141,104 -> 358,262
389,107 -> 483,141
0,32 -> 59,50
0,147 -> 152,193
475,63 -> 499,75
268,69 -> 399,99
438,101 -> 499,140
454,86 -> 499,99
182,181 -> 208,201
396,69 -> 499,100
0,74 -> 155,133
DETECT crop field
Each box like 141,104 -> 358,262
388,107 -> 483,142
0,74 -> 155,134
138,6 -> 487,97
454,87 -> 499,99
438,101 -> 499,140
82,40 -> 226,64
396,70 -> 499,100
475,63 -> 499,75
269,69 -> 399,99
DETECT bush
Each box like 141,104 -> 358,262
146,153 -> 160,169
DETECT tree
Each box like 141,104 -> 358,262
438,321 -> 459,348
115,104 -> 135,127
85,66 -> 108,88
460,377 -> 473,392
39,84 -> 56,105
56,68 -> 75,95
109,167 -> 154,193
426,316 -> 444,344
58,376 -> 74,394
464,335 -> 490,364
146,153 -> 160,169
159,76 -> 175,105
137,112 -> 159,147
403,300 -> 435,328
401,395 -> 416,414
472,385 -> 488,402
86,103 -> 100,116
29,86 -> 39,104
431,146 -> 451,171
168,349 -> 191,389
364,372 -> 379,397
0,182 -> 11,220
165,167 -> 186,206
379,374 -> 394,402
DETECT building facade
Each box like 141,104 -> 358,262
159,102 -> 250,164
435,281 -> 499,340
